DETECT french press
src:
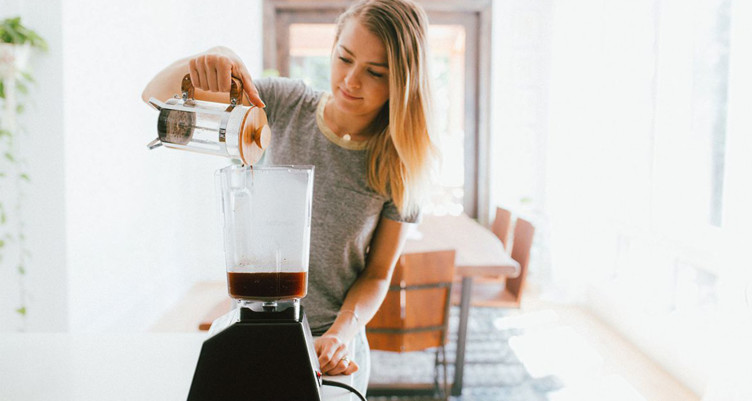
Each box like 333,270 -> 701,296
146,74 -> 270,165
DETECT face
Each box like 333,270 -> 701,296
330,18 -> 390,120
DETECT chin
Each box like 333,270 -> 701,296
334,94 -> 364,113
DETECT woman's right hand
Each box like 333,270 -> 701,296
188,47 -> 265,108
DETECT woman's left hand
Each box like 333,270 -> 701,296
314,334 -> 359,376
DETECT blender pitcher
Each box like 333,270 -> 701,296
217,165 -> 314,304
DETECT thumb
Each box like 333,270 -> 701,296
234,65 -> 265,108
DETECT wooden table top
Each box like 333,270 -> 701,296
403,213 -> 520,278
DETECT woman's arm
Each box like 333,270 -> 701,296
315,217 -> 412,375
140,46 -> 264,107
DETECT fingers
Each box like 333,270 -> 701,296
319,342 -> 348,372
314,335 -> 359,376
234,64 -> 265,108
204,56 -> 219,92
328,357 -> 359,376
343,360 -> 359,375
188,58 -> 202,89
217,57 -> 232,93
188,53 -> 243,97
189,55 -> 213,91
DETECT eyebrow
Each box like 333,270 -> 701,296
339,45 -> 388,68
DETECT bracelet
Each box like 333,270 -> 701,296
338,309 -> 360,324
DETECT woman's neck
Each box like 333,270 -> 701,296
324,96 -> 378,141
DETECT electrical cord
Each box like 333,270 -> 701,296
321,379 -> 367,401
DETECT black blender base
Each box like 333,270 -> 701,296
187,306 -> 322,401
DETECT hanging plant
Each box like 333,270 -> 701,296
0,16 -> 47,327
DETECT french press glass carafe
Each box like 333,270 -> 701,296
146,74 -> 270,165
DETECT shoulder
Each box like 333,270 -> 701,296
254,77 -> 321,109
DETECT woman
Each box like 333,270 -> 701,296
142,0 -> 435,392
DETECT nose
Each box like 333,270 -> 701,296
344,68 -> 361,90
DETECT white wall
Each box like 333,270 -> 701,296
1,0 -> 264,332
62,0 -> 264,332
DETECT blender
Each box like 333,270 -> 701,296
187,165 -> 322,401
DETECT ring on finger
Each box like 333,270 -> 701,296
341,356 -> 350,366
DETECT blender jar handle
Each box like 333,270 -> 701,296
181,74 -> 244,107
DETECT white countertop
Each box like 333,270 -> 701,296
0,333 -> 356,401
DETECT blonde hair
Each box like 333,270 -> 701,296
335,0 -> 436,218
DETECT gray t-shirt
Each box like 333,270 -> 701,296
254,77 -> 418,335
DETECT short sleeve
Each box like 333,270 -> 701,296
381,199 -> 422,224
253,77 -> 317,125
253,77 -> 278,123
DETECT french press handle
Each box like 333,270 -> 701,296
181,73 -> 244,108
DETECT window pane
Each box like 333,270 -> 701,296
287,23 -> 468,215
289,24 -> 335,91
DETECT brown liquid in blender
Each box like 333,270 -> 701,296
227,271 -> 307,300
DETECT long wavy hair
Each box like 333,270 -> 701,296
335,0 -> 436,218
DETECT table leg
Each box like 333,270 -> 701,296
451,276 -> 473,396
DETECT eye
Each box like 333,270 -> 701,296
338,57 -> 352,64
368,70 -> 385,78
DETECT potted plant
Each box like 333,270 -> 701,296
0,16 -> 47,326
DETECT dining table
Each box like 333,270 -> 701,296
403,212 -> 520,396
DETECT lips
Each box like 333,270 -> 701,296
339,88 -> 362,100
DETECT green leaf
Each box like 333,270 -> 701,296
0,129 -> 10,138
18,265 -> 25,275
0,239 -> 5,248
19,173 -> 30,182
16,81 -> 28,95
0,212 -> 6,225
15,307 -> 26,316
1,16 -> 48,50
4,152 -> 14,162
19,71 -> 34,83
16,104 -> 25,114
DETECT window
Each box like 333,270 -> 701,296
263,0 -> 493,220
652,0 -> 731,235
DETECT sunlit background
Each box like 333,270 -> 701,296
1,0 -> 751,400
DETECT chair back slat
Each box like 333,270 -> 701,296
491,207 -> 513,250
366,249 -> 456,353
506,217 -> 535,300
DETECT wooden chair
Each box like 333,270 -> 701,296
366,249 -> 456,400
458,217 -> 535,308
504,217 -> 535,307
490,207 -> 513,251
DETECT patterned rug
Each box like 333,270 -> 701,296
367,306 -> 563,400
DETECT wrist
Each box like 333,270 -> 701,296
337,309 -> 360,325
